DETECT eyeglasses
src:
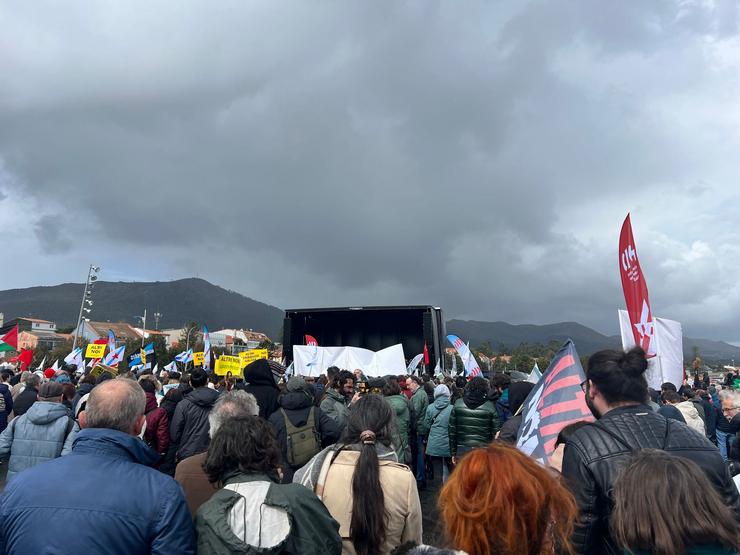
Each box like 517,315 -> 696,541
722,406 -> 740,413
580,380 -> 588,393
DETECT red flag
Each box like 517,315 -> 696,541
17,349 -> 33,371
305,335 -> 318,347
423,342 -> 429,365
0,325 -> 19,352
619,214 -> 655,356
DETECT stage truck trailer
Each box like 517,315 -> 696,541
282,306 -> 446,373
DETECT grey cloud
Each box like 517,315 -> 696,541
2,1 -> 740,341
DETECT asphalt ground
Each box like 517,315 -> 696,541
419,458 -> 445,546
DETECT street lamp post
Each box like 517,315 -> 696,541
72,265 -> 100,351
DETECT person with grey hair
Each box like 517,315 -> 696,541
175,390 -> 260,518
0,379 -> 195,555
11,373 -> 40,417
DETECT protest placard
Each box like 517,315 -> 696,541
85,343 -> 106,359
238,349 -> 268,368
193,351 -> 205,366
215,355 -> 242,376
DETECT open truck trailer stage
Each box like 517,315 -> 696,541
282,305 -> 446,374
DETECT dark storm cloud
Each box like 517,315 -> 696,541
2,0 -> 740,340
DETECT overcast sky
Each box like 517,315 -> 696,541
2,1 -> 740,341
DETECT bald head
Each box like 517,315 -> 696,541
85,379 -> 146,435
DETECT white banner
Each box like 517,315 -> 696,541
618,310 -> 683,390
292,344 -> 407,377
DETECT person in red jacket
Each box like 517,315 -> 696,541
139,378 -> 170,463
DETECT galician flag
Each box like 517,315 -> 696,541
0,325 -> 19,352
175,349 -> 193,363
103,345 -> 126,367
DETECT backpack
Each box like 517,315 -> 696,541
283,406 -> 320,468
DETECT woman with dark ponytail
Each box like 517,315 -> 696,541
561,347 -> 740,554
294,394 -> 422,555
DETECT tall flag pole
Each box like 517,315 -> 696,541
619,214 -> 656,357
516,340 -> 594,464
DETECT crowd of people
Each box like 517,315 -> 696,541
0,349 -> 738,554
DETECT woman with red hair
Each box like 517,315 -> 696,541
396,443 -> 577,555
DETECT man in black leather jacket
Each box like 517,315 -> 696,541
562,347 -> 740,555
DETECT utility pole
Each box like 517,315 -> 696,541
72,265 -> 100,351
153,312 -> 162,331
135,309 -> 147,348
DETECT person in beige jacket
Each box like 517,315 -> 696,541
294,394 -> 422,555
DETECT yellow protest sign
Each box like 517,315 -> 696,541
239,349 -> 269,368
85,343 -> 106,359
193,351 -> 205,366
90,363 -> 118,378
215,355 -> 242,377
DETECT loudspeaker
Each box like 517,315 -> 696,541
282,317 -> 293,362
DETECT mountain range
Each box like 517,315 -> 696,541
1,278 -> 739,361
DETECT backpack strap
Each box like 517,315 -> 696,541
64,416 -> 75,439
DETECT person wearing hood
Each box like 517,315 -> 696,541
244,358 -> 280,419
0,379 -> 195,554
268,376 -> 340,482
0,381 -> 78,481
170,368 -> 220,462
420,384 -> 454,483
71,374 -> 96,415
139,378 -> 170,463
448,377 -> 500,464
496,381 -> 535,444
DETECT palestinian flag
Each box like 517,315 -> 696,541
0,326 -> 18,353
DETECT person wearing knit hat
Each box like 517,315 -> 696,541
421,382 -> 454,483
0,375 -> 78,481
268,375 -> 340,482
43,368 -> 56,381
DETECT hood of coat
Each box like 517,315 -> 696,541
432,395 -> 451,411
325,387 -> 346,403
76,383 -> 94,397
508,382 -> 535,415
186,386 -> 221,408
463,388 -> 488,410
279,390 -> 313,411
26,400 -> 70,425
244,359 -> 278,389
72,427 -> 160,466
144,392 -> 159,413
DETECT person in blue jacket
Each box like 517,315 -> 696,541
0,378 -> 195,555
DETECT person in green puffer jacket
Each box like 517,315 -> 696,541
448,377 -> 500,463
383,380 -> 412,464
